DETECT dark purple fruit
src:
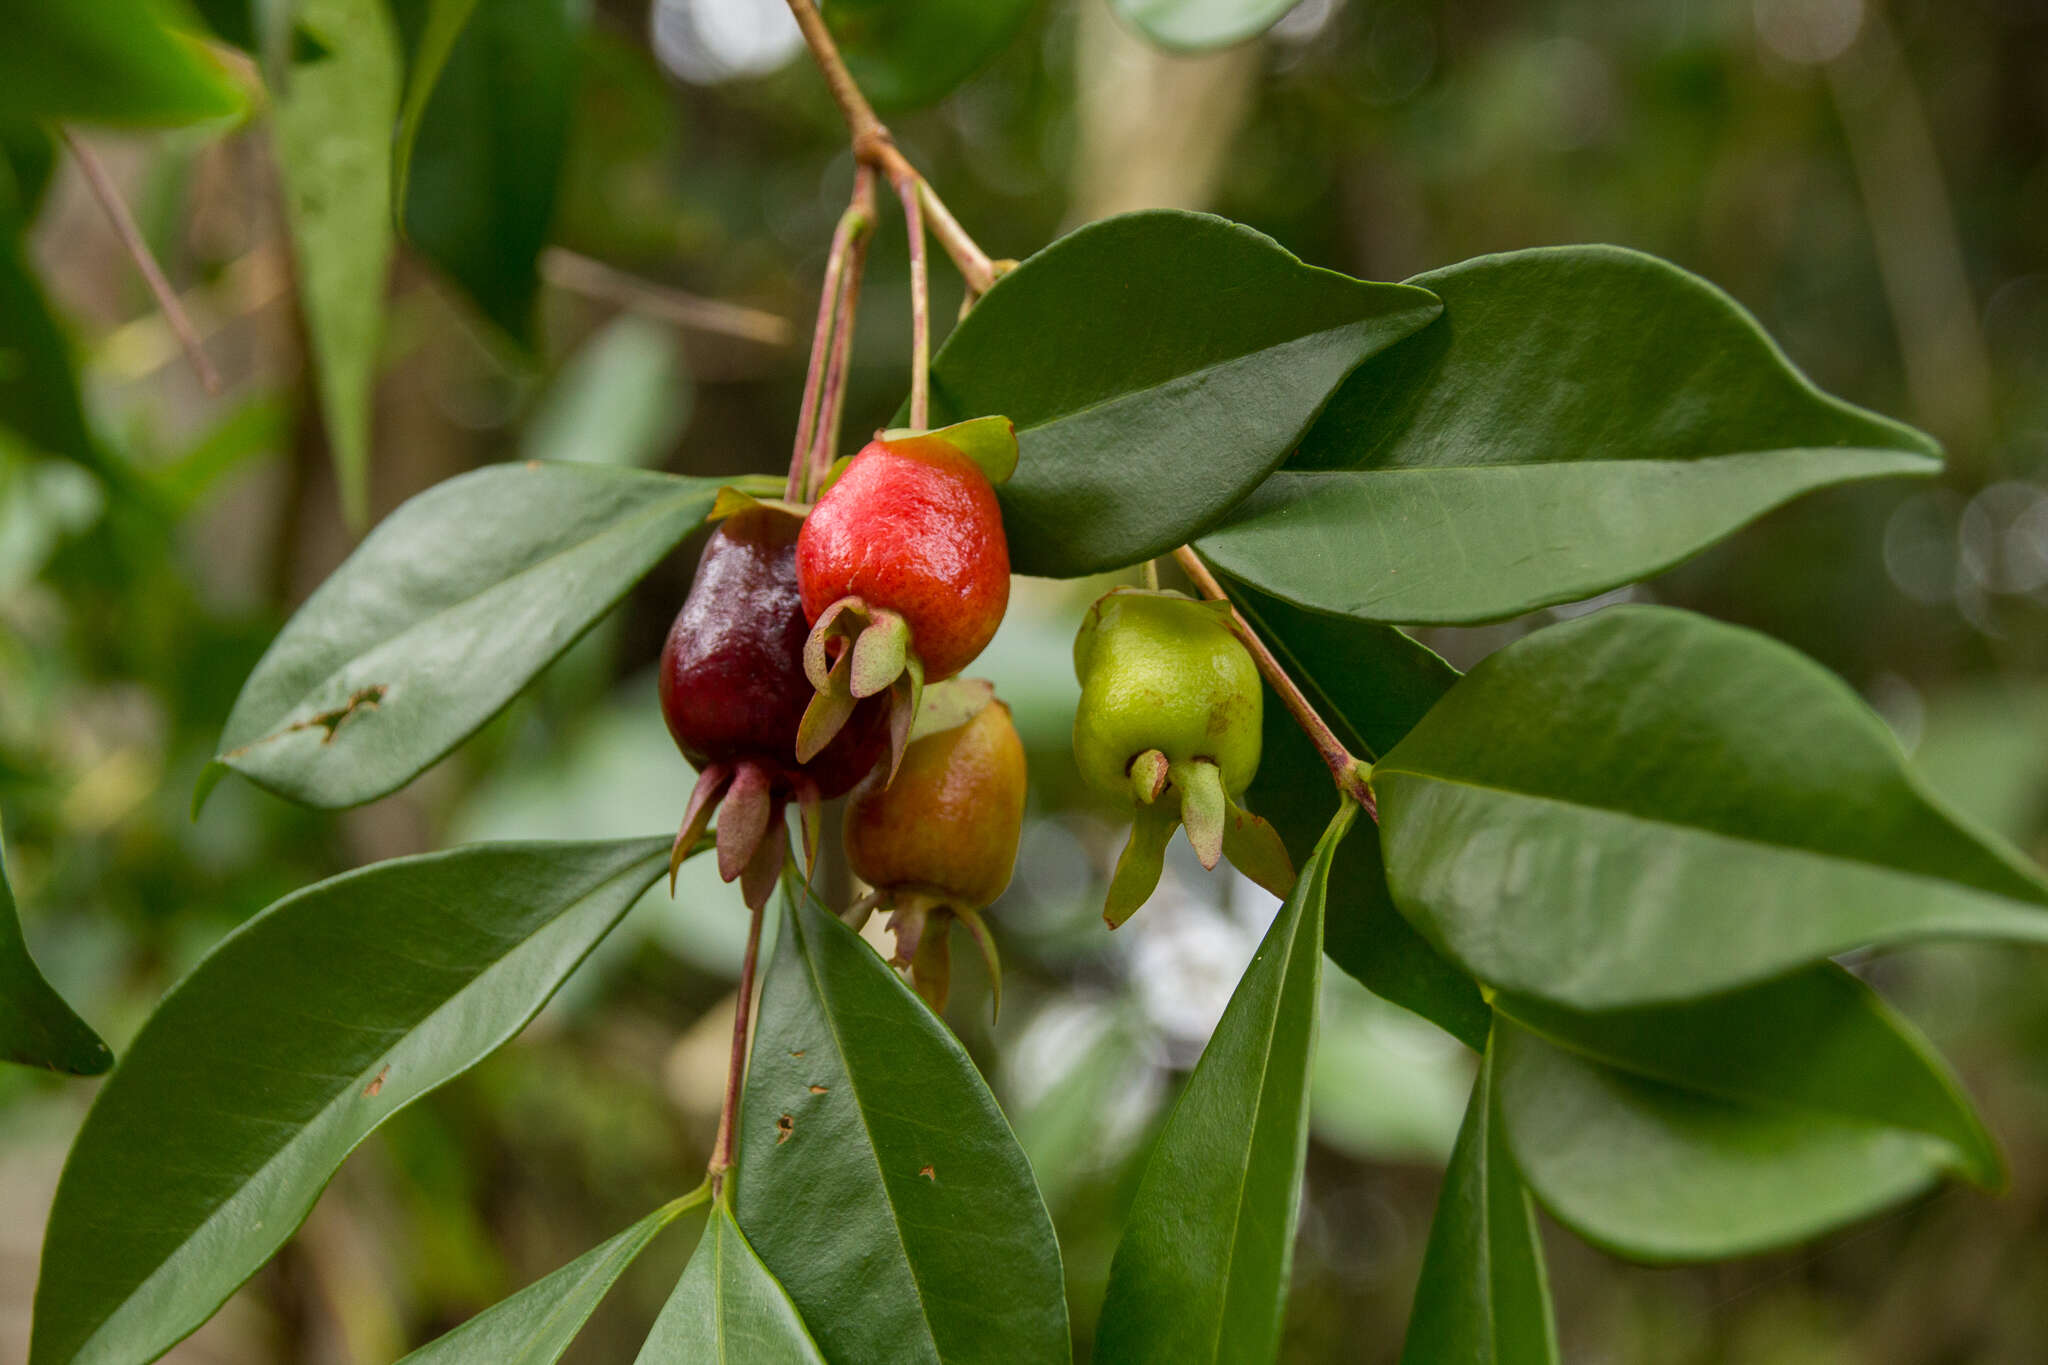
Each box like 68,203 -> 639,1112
659,507 -> 889,907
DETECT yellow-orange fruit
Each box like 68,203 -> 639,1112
844,698 -> 1026,910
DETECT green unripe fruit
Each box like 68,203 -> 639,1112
1073,588 -> 1263,802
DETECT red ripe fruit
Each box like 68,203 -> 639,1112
659,507 -> 889,908
793,417 -> 1016,779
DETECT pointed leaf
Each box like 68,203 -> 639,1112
394,0 -> 579,351
1399,1037 -> 1559,1365
274,0 -> 402,529
0,815 -> 110,1075
0,183 -> 107,477
32,837 -> 671,1365
212,465 -> 736,808
1495,1018 -> 1950,1263
1093,802 -> 1351,1364
1496,963 -> 2001,1188
0,2 -> 246,126
821,0 -> 1034,111
1229,576 -> 1489,1048
401,1193 -> 699,1365
732,886 -> 1070,1365
1378,606 -> 2048,1010
923,211 -> 1442,577
1200,246 -> 1940,624
637,1203 -> 825,1364
1111,0 -> 1305,53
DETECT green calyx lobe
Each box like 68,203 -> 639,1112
1073,589 -> 1293,925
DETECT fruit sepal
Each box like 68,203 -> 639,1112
867,890 -> 1005,1020
799,594 -> 926,780
1100,759 -> 1296,928
876,414 -> 1019,486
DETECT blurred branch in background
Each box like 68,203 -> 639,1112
540,247 -> 793,347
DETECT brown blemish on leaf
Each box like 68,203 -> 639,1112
808,1084 -> 828,1094
918,1165 -> 936,1181
231,686 -> 391,758
363,1065 -> 389,1097
790,1049 -> 806,1058
776,1113 -> 795,1144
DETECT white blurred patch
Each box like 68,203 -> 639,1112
652,0 -> 802,85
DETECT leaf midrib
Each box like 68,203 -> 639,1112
69,849 -> 663,1362
793,912 -> 945,1364
1378,765 -> 2048,912
1202,842 -> 1324,1363
226,473 -> 709,754
1257,446 -> 1937,482
1006,313 -> 1401,442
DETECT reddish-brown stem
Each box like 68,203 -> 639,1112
789,165 -> 876,500
781,0 -> 997,296
62,130 -> 223,396
708,896 -> 767,1188
898,176 -> 930,429
1173,546 -> 1377,820
808,205 -> 872,492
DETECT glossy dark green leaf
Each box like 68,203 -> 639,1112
32,837 -> 671,1365
925,211 -> 1441,578
209,465 -> 735,809
189,0 -> 322,62
1111,0 -> 1302,52
1377,607 -> 2048,1009
822,0 -> 1034,111
638,1203 -> 826,1364
1496,963 -> 2001,1188
1495,1019 -> 1949,1262
395,0 -> 577,350
0,815 -> 110,1075
1230,576 -> 1488,1049
1199,246 -> 1941,625
273,0 -> 401,530
1399,1037 -> 1558,1365
1094,803 -> 1350,1364
0,1 -> 246,127
733,886 -> 1070,1365
400,1192 -> 700,1365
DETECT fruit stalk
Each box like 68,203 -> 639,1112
1172,546 -> 1377,818
899,174 -> 931,429
789,164 -> 877,500
780,0 -> 997,294
708,896 -> 766,1190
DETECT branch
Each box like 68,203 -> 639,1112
898,176 -> 930,429
707,896 -> 767,1189
1172,546 -> 1377,819
541,249 -> 793,346
781,0 -> 998,295
62,130 -> 223,396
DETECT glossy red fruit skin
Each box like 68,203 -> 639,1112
796,439 -> 1010,682
659,508 -> 887,798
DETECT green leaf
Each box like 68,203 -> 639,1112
1230,576 -> 1489,1048
1199,245 -> 1941,625
0,1 -> 246,127
0,813 -> 110,1075
1494,1018 -> 1950,1262
1111,0 -> 1303,53
390,0 -> 479,203
189,0 -> 323,63
394,0 -> 578,351
1495,963 -> 2001,1189
924,211 -> 1441,578
0,189 -> 107,476
211,465 -> 735,809
821,0 -> 1035,111
31,837 -> 671,1365
2,122 -> 57,223
733,885 -> 1070,1365
1398,1035 -> 1558,1365
400,1191 -> 702,1365
1376,606 -> 2048,1010
1094,802 -> 1351,1364
637,1203 -> 826,1364
521,315 -> 688,469
273,0 -> 401,530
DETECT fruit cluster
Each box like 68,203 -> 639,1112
657,419 -> 1288,1012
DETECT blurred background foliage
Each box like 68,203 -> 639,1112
1,0 -> 2045,1360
